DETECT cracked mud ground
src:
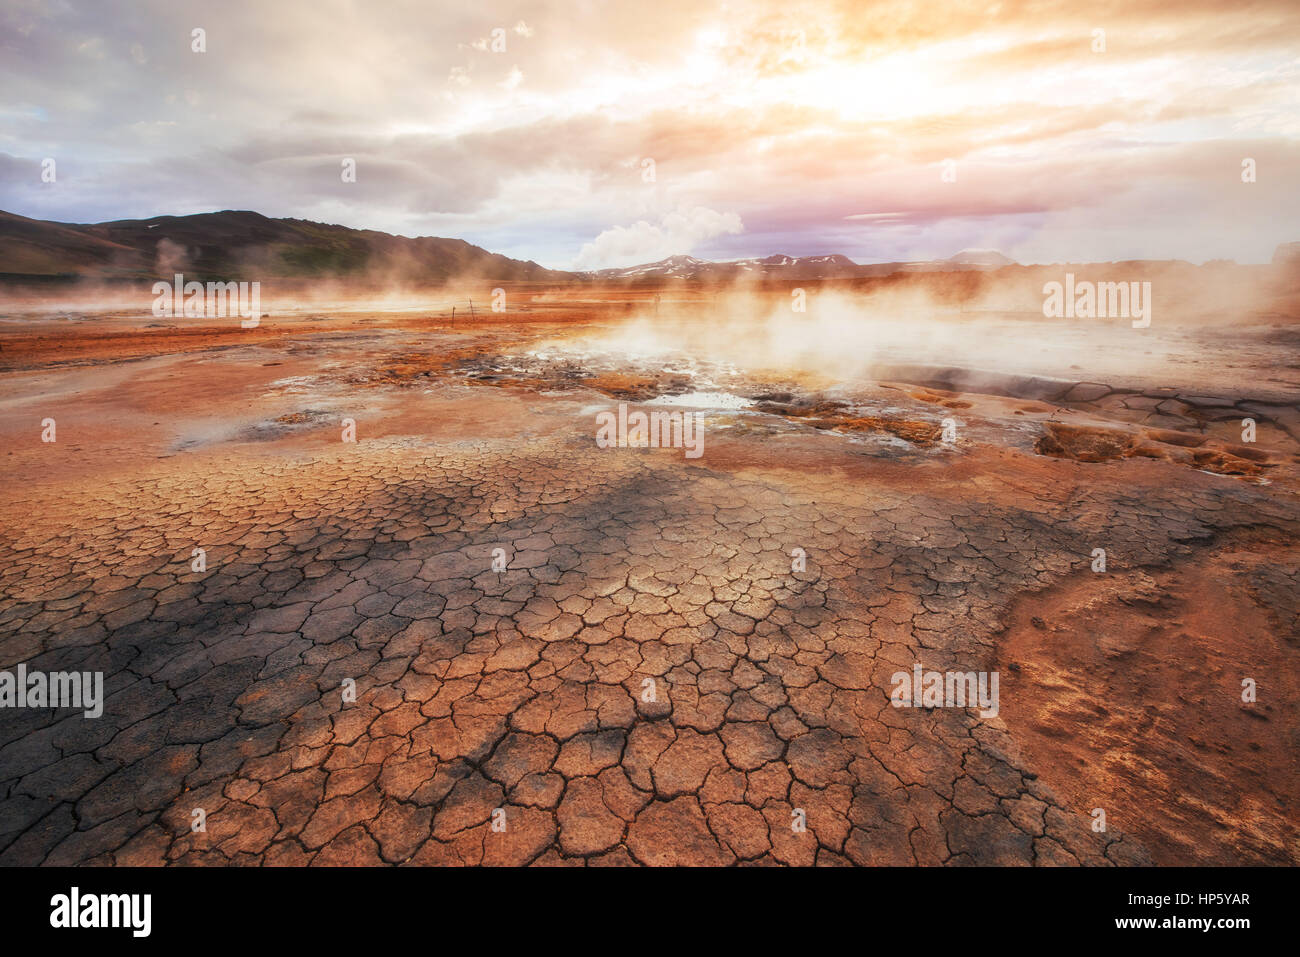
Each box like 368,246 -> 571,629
1,301 -> 1298,866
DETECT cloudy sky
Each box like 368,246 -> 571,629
2,0 -> 1298,268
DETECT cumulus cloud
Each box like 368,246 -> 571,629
573,206 -> 744,269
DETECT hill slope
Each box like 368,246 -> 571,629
0,209 -> 571,283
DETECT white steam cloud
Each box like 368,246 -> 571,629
573,206 -> 743,270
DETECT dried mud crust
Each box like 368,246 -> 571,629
1,435 -> 1297,866
343,342 -> 1300,477
756,400 -> 943,445
1035,421 -> 1289,477
996,537 -> 1300,865
367,346 -> 950,447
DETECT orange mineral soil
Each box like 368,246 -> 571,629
0,282 -> 1296,865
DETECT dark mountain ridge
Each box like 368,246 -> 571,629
0,208 -> 569,283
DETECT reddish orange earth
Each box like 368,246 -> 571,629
0,285 -> 1296,865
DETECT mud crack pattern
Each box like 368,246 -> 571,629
1,435 -> 1296,866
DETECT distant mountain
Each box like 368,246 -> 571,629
947,248 -> 1016,266
591,254 -> 713,279
0,209 -> 571,283
587,250 -> 1018,281
588,253 -> 862,281
0,208 -> 1029,285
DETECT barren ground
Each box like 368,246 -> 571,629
0,285 -> 1296,866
